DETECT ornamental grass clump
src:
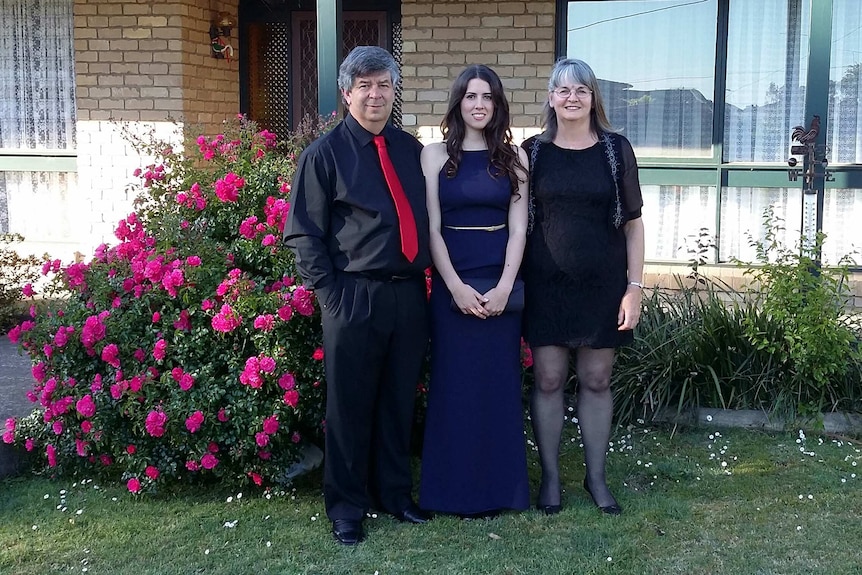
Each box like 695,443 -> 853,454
3,114 -> 338,492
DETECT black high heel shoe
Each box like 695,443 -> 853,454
583,478 -> 622,515
536,489 -> 562,515
536,501 -> 562,515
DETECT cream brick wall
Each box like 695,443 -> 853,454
401,0 -> 555,145
72,0 -> 240,255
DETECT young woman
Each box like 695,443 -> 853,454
418,65 -> 530,517
522,58 -> 645,515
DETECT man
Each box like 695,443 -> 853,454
284,46 -> 432,545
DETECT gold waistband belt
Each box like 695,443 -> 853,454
444,223 -> 507,232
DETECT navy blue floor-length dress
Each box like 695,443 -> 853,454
419,150 -> 530,515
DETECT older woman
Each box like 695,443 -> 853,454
522,58 -> 645,515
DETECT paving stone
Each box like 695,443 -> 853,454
0,336 -> 36,478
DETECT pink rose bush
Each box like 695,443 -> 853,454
6,115 -> 339,492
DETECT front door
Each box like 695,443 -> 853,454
243,8 -> 400,138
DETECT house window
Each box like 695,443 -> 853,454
566,0 -> 717,159
0,0 -> 76,235
564,0 -> 862,266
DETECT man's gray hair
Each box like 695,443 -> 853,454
337,46 -> 400,92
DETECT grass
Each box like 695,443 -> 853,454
1,418 -> 860,575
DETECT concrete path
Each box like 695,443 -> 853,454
0,337 -> 35,421
0,336 -> 36,477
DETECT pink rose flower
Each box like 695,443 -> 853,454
152,339 -> 167,361
145,410 -> 167,437
277,305 -> 293,321
173,309 -> 191,331
312,347 -> 324,361
283,389 -> 299,408
278,373 -> 296,390
253,314 -> 275,331
46,444 -> 57,467
145,466 -> 160,480
262,416 -> 279,435
259,356 -> 276,373
127,477 -> 141,493
185,411 -> 204,433
255,432 -> 270,447
200,453 -> 219,469
53,328 -> 69,347
76,395 -> 96,418
101,343 -> 121,368
291,286 -> 315,316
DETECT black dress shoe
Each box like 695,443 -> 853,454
392,503 -> 433,524
331,519 -> 365,545
583,478 -> 622,515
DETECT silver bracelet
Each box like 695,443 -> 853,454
628,281 -> 644,289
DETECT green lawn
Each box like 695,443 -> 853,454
1,420 -> 860,575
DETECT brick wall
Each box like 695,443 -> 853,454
400,0 -> 556,144
72,0 -> 240,253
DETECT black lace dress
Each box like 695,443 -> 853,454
521,134 -> 643,349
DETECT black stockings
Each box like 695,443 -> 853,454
530,346 -> 617,508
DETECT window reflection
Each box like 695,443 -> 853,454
567,0 -> 717,158
724,0 -> 809,163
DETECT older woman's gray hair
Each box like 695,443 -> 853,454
338,46 -> 400,92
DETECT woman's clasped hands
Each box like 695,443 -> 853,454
451,281 -> 510,318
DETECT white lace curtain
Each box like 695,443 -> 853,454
0,0 -> 76,150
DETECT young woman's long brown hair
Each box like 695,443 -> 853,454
440,65 -> 527,196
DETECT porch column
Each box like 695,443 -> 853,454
317,0 -> 343,116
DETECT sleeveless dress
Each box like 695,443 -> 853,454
419,150 -> 530,515
523,139 -> 638,349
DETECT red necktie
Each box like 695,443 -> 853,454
373,135 -> 419,262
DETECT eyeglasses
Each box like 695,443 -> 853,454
552,86 -> 592,100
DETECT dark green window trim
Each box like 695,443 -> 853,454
0,151 -> 77,173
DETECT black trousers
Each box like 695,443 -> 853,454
319,273 -> 429,521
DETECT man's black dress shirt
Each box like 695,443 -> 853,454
284,114 -> 431,291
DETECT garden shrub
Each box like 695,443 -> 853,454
740,208 -> 862,415
0,233 -> 43,333
613,213 -> 862,423
3,114 -> 339,492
